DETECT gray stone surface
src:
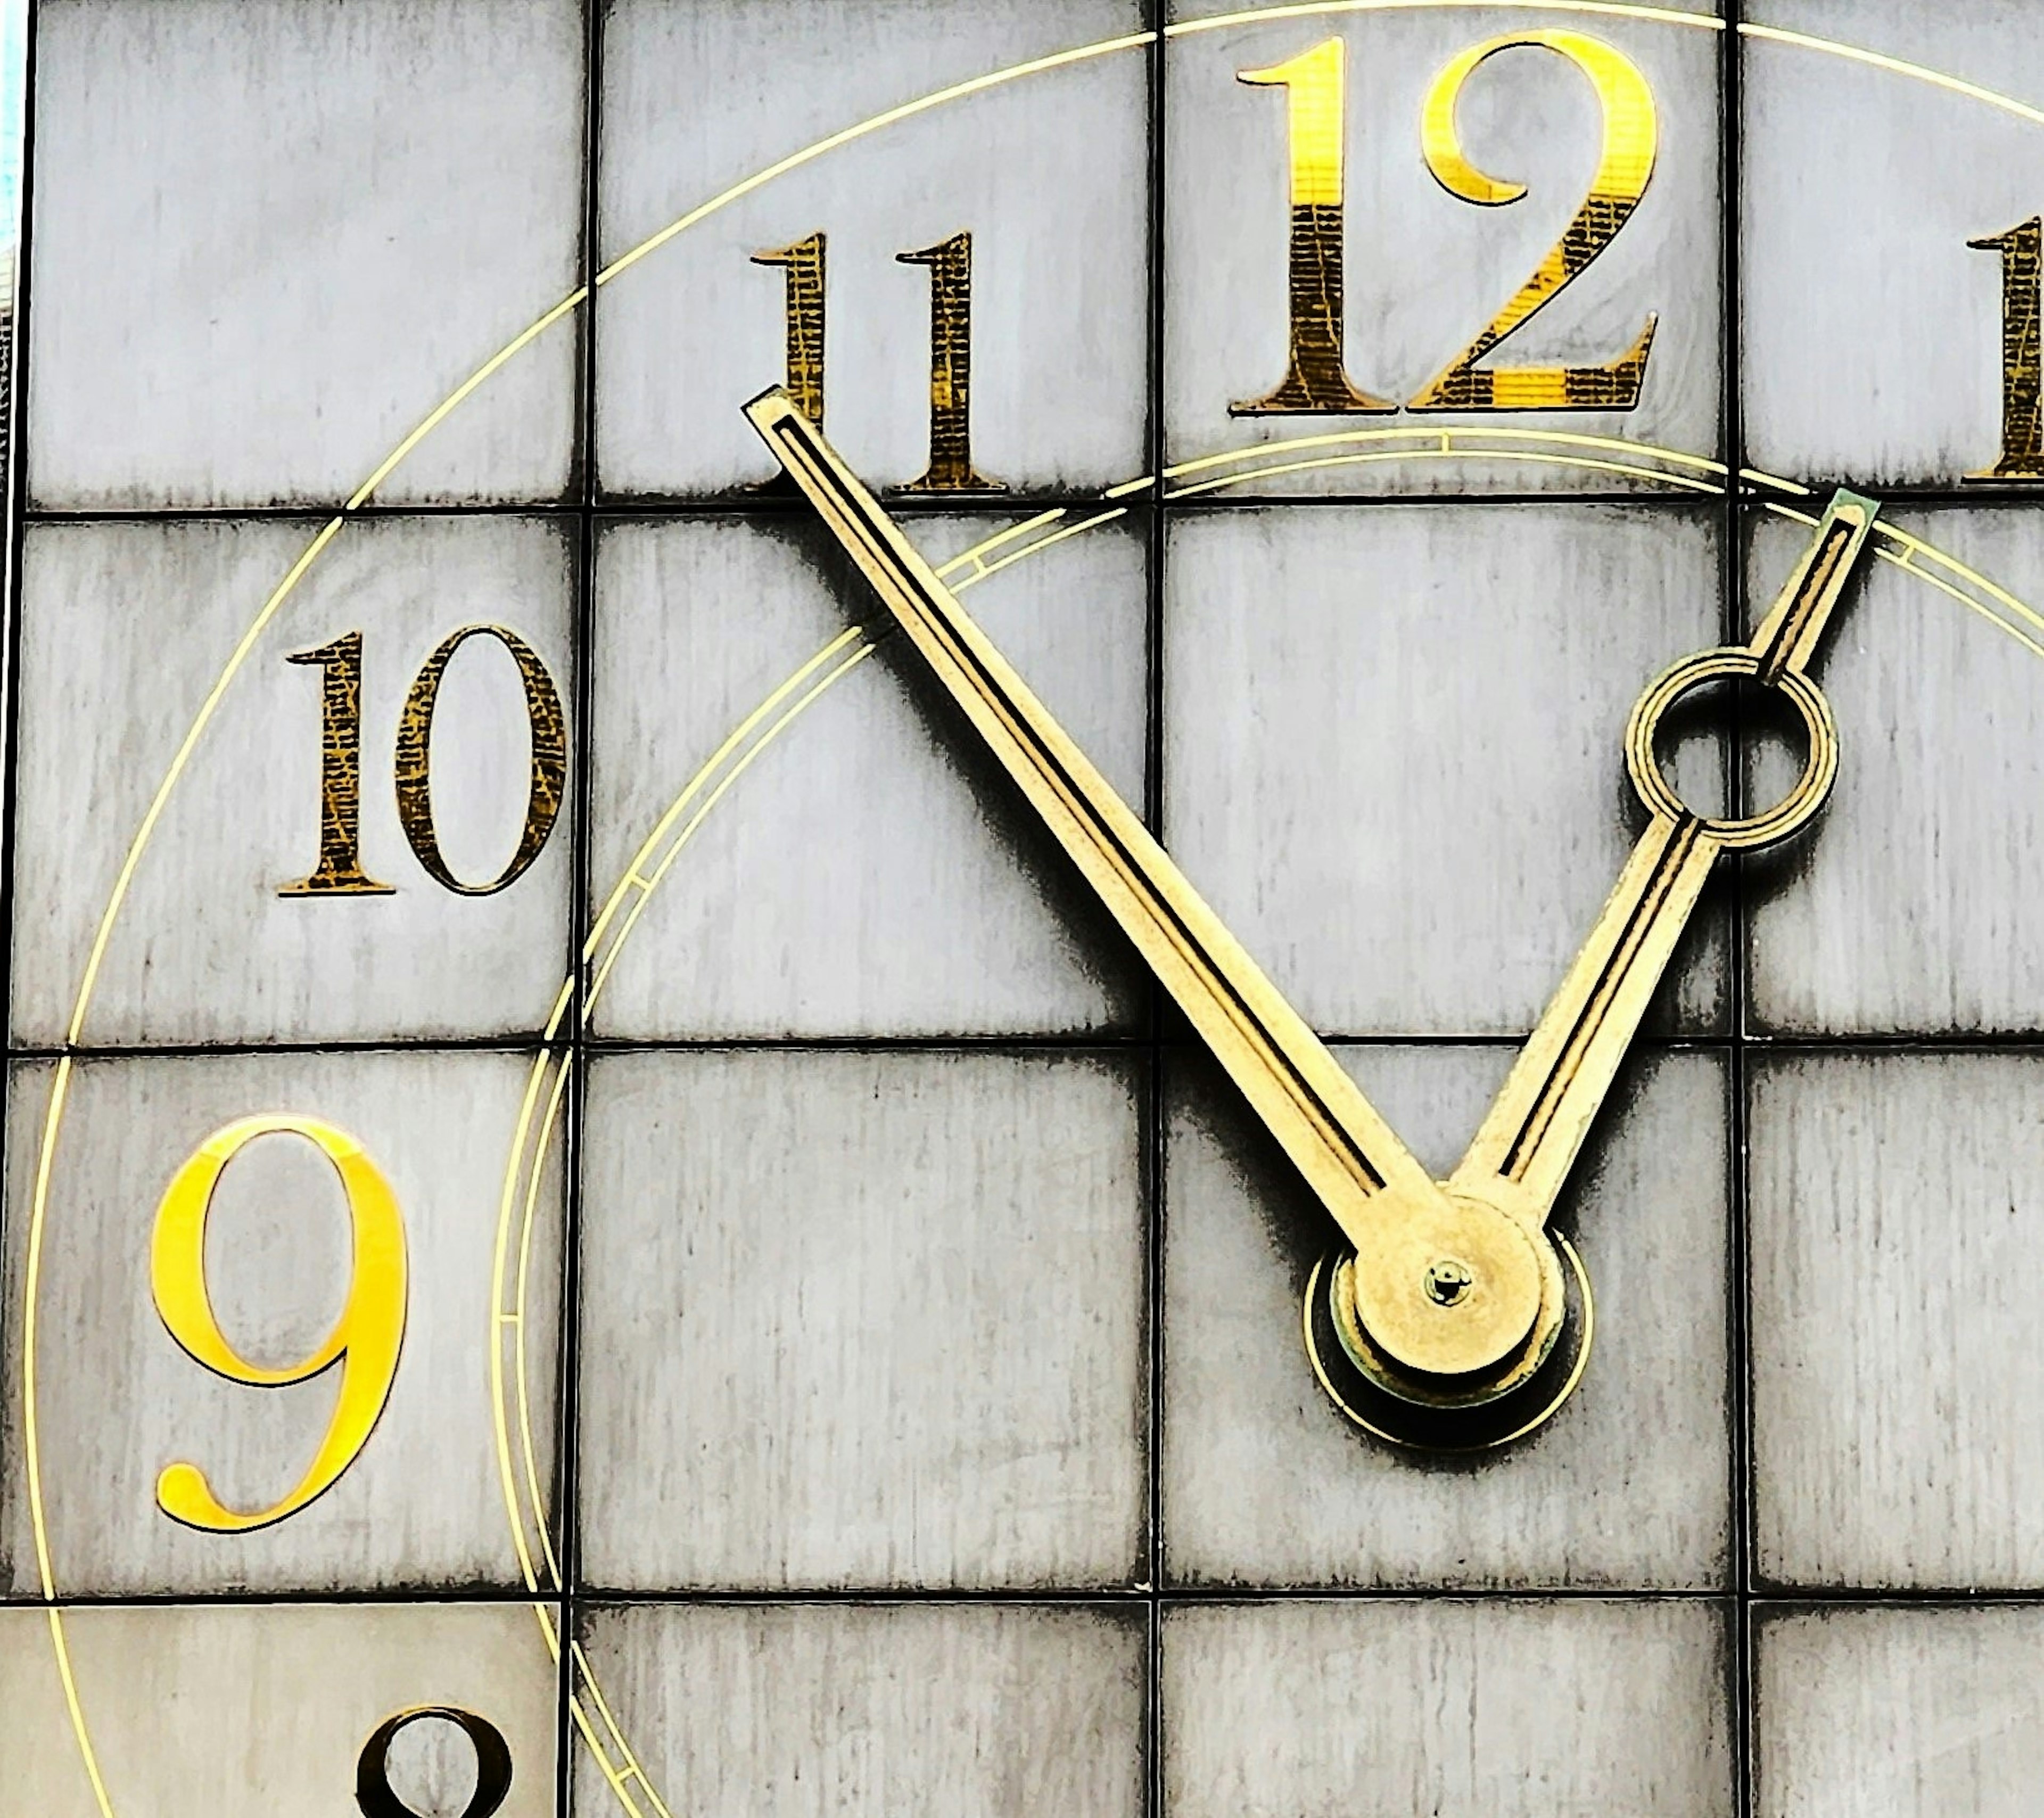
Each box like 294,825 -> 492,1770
587,512 -> 1147,1039
576,1047 -> 1146,1590
28,0 -> 583,507
1757,1605 -> 2044,1817
1163,503 -> 1729,1035
1751,1051 -> 2044,1590
1165,1043 -> 1732,1589
574,1602 -> 1145,1818
1164,1598 -> 1734,1818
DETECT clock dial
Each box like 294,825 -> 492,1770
10,2 -> 2044,1816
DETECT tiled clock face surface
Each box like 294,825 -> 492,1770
9,3 -> 2044,1816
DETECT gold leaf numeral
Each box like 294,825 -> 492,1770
394,624 -> 568,898
281,632 -> 394,896
283,627 -> 567,900
753,227 -> 1005,489
1410,32 -> 1659,412
895,231 -> 1005,493
752,231 -> 828,427
152,1115 -> 407,1533
1233,38 -> 1396,415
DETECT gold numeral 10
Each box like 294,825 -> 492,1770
285,625 -> 567,899
1969,216 -> 2044,480
753,228 -> 1006,491
152,1115 -> 407,1533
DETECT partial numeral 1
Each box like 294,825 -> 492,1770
752,232 -> 828,427
896,232 -> 1004,493
282,632 -> 394,895
751,227 -> 1004,488
1233,38 -> 1395,416
1969,216 -> 2044,480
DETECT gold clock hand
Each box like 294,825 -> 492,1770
1446,488 -> 1880,1233
745,388 -> 1549,1386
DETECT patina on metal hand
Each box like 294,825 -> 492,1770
1447,488 -> 1880,1239
746,388 -> 1557,1393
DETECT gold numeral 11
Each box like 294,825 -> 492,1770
753,227 -> 1005,489
1970,216 -> 2044,480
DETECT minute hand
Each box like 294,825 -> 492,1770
745,388 -> 1450,1254
1447,489 -> 1880,1230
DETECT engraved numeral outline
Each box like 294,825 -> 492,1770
357,1707 -> 513,1818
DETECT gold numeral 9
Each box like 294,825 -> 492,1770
151,1115 -> 408,1533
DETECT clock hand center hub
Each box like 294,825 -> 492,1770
1341,1185 -> 1560,1383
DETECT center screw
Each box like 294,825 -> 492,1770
1423,1258 -> 1474,1307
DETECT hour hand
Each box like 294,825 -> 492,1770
745,390 -> 1554,1405
1448,489 -> 1880,1232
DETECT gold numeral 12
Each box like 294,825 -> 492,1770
1969,216 -> 2044,480
753,227 -> 1004,489
1237,32 -> 1659,416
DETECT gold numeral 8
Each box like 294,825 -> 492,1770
151,1115 -> 408,1533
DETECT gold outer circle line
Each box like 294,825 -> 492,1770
19,11 -> 2044,1813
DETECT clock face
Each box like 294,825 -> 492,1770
9,1 -> 2044,1814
